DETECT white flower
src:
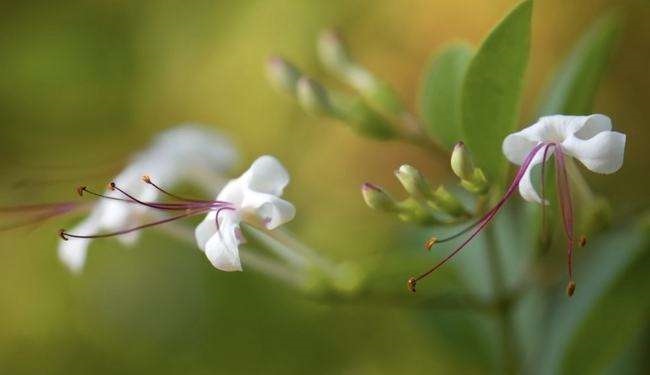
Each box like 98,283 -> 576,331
58,124 -> 238,273
502,114 -> 626,204
408,114 -> 626,296
194,155 -> 296,271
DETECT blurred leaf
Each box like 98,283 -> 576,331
538,11 -> 621,115
535,219 -> 650,375
460,0 -> 532,179
418,43 -> 474,150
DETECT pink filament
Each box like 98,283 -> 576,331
412,142 -> 548,284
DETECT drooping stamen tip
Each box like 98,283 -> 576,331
566,280 -> 576,297
108,182 -> 116,191
142,175 -> 151,184
76,186 -> 86,197
424,237 -> 437,251
58,229 -> 68,241
407,277 -> 417,293
579,235 -> 587,247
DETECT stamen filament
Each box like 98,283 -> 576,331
554,147 -> 576,296
142,175 -> 222,204
540,143 -> 554,241
409,142 -> 548,292
60,208 -> 209,240
105,183 -> 227,211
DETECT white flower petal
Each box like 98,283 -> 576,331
204,217 -> 243,272
241,191 -> 296,229
561,131 -> 626,174
152,124 -> 238,174
571,114 -> 612,139
502,133 -> 538,165
518,152 -> 551,205
244,155 -> 290,196
195,212 -> 218,251
216,179 -> 246,205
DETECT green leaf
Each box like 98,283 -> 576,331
460,0 -> 533,179
418,43 -> 474,150
535,219 -> 650,375
538,11 -> 621,115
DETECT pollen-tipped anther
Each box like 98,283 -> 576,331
58,229 -> 68,241
76,186 -> 86,197
566,281 -> 576,297
142,175 -> 151,184
579,235 -> 587,247
407,277 -> 417,293
424,237 -> 437,250
108,182 -> 116,191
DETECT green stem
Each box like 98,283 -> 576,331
484,225 -> 520,374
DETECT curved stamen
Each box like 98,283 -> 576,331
554,147 -> 576,296
409,142 -> 548,292
214,206 -> 236,230
540,143 -> 554,241
425,219 -> 481,250
108,183 -> 229,211
59,208 -> 210,240
80,186 -> 213,209
142,176 -> 227,204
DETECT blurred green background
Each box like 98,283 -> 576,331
0,0 -> 648,374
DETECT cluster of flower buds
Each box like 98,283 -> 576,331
362,143 -> 488,229
267,29 -> 414,140
362,166 -> 470,227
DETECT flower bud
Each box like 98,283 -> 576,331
361,183 -> 397,212
317,29 -> 404,118
317,29 -> 352,72
394,164 -> 431,200
266,56 -> 301,96
450,142 -> 488,194
296,76 -> 334,116
450,142 -> 474,181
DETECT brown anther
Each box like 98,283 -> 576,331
424,237 -> 437,251
58,229 -> 68,241
407,277 -> 417,293
579,235 -> 587,247
142,175 -> 151,184
566,280 -> 576,297
108,182 -> 116,190
76,186 -> 86,197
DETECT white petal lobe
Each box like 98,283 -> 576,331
561,131 -> 626,174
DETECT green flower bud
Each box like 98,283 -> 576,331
266,56 -> 301,96
296,76 -> 334,116
450,142 -> 474,181
317,29 -> 352,72
361,183 -> 397,212
317,29 -> 404,118
394,164 -> 431,200
450,142 -> 488,194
